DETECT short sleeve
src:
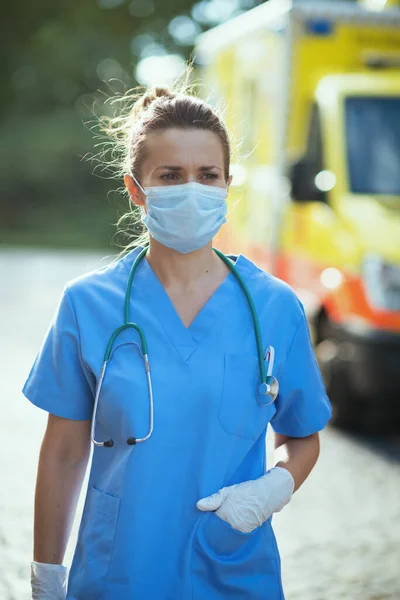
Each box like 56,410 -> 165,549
22,285 -> 95,420
270,307 -> 332,437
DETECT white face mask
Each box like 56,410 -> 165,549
133,177 -> 228,254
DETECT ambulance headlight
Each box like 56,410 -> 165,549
363,254 -> 400,311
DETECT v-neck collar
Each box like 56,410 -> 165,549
122,248 -> 247,362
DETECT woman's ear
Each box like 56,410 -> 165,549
227,174 -> 233,189
124,174 -> 146,207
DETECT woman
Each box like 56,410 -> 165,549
24,86 -> 332,600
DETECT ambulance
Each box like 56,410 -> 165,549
195,0 -> 400,431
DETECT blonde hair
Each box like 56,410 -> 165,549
96,74 -> 231,255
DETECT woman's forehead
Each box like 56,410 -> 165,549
143,128 -> 225,168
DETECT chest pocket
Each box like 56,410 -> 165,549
218,354 -> 276,440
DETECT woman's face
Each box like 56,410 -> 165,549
125,128 -> 231,206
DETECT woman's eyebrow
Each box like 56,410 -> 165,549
155,165 -> 222,171
155,165 -> 182,171
199,165 -> 222,171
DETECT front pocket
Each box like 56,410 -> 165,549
218,354 -> 276,440
191,511 -> 283,600
68,485 -> 120,600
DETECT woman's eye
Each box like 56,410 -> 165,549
161,173 -> 179,180
201,173 -> 218,180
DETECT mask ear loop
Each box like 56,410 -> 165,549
131,174 -> 148,198
130,175 -> 148,221
226,171 -> 232,192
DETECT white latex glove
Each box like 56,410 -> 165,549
196,466 -> 295,533
31,561 -> 67,600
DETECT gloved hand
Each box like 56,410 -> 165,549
31,561 -> 67,600
196,466 -> 295,533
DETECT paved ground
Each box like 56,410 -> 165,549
1,248 -> 399,600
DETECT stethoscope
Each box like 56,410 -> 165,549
91,246 -> 279,448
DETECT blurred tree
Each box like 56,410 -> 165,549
0,0 -> 264,248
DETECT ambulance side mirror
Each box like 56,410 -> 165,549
289,160 -> 326,203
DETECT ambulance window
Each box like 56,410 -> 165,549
346,97 -> 400,195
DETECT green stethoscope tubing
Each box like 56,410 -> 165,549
102,246 -> 149,362
91,246 -> 277,449
213,248 -> 267,385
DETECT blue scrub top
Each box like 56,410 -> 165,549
23,247 -> 331,600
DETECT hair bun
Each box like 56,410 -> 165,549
134,86 -> 176,117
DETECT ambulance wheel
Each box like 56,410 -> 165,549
316,319 -> 360,431
327,361 -> 361,431
358,395 -> 400,435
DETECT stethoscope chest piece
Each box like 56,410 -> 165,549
258,376 -> 279,405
